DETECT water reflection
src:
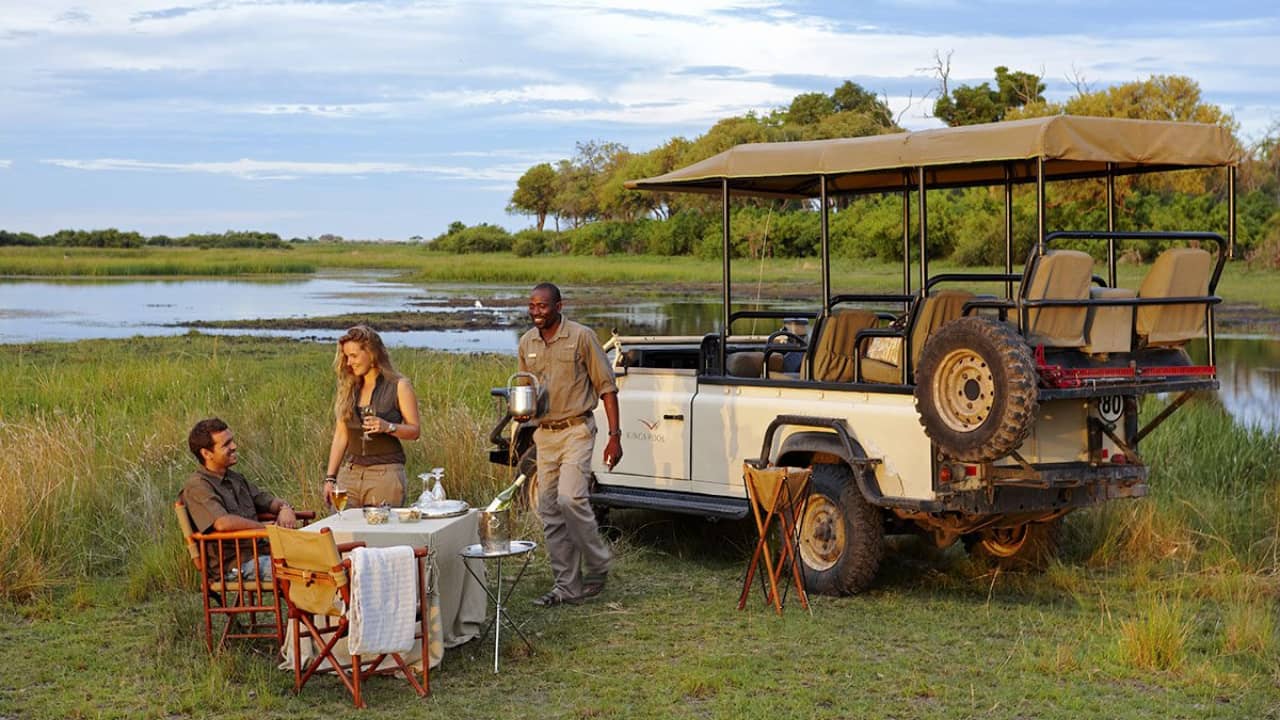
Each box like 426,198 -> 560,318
3,275 -> 1277,432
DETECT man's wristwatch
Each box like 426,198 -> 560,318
608,429 -> 622,437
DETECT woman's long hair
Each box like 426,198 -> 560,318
333,325 -> 401,423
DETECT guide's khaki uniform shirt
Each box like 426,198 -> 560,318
517,318 -> 617,424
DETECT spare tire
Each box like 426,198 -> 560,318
914,316 -> 1038,462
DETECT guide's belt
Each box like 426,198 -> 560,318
538,414 -> 589,431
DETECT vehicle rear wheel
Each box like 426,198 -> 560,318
914,316 -> 1038,463
965,520 -> 1062,571
798,463 -> 884,595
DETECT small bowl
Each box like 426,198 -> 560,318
393,507 -> 421,523
362,506 -> 390,525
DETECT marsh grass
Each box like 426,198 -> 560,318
6,243 -> 1280,311
1,336 -> 1278,718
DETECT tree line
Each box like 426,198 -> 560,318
0,229 -> 293,249
470,69 -> 1279,266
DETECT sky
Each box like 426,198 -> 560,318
1,0 -> 1278,241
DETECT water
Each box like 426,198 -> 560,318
3,273 -> 1277,432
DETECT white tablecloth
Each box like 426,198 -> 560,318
282,508 -> 486,671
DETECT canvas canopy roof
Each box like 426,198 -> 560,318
625,115 -> 1243,199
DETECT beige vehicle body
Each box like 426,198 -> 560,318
491,116 -> 1240,594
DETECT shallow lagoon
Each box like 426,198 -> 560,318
3,272 -> 1276,432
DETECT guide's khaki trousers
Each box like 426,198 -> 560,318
534,418 -> 611,600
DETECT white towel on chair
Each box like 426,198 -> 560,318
348,545 -> 417,656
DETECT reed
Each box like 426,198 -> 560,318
0,335 -> 516,601
0,247 -> 314,276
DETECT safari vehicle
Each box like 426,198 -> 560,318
488,115 -> 1240,595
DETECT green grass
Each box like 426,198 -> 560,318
0,336 -> 1277,718
0,246 -> 315,276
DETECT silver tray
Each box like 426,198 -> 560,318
416,499 -> 470,518
460,539 -> 537,558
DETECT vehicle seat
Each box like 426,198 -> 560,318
1022,249 -> 1093,348
809,309 -> 879,383
1082,285 -> 1135,355
861,290 -> 973,384
725,351 -> 786,378
1136,247 -> 1213,347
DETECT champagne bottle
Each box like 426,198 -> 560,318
485,474 -> 527,512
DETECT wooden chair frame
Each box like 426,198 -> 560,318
738,464 -> 812,615
269,527 -> 432,709
175,500 -> 313,653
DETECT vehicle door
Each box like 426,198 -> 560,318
593,367 -> 695,486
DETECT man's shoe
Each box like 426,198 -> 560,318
532,590 -> 579,607
579,574 -> 607,600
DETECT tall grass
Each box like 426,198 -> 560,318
2,335 -> 1277,607
0,336 -> 515,601
0,247 -> 314,276
5,244 -> 1280,310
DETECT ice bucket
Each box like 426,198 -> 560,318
478,509 -> 510,553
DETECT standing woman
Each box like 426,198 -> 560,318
323,325 -> 421,507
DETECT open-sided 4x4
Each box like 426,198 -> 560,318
489,115 -> 1241,594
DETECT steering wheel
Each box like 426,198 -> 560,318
765,329 -> 806,347
761,329 -> 806,377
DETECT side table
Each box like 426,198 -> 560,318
459,539 -> 537,673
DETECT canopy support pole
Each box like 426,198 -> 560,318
720,178 -> 730,374
1035,157 -> 1046,256
820,175 -> 831,317
1106,162 -> 1117,287
1004,164 -> 1014,300
918,168 -> 928,295
1228,165 -> 1237,259
902,174 -> 911,300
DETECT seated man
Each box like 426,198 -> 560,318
181,417 -> 298,581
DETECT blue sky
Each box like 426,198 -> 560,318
1,0 -> 1277,240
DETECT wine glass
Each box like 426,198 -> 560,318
332,484 -> 349,516
361,405 -> 377,441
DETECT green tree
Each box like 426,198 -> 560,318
934,66 -> 1045,126
786,92 -> 836,126
507,163 -> 557,231
831,81 -> 893,128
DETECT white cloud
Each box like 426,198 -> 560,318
40,156 -> 529,182
0,160 -> 11,169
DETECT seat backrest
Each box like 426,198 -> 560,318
1136,247 -> 1213,346
173,499 -> 203,570
1022,249 -> 1093,347
908,290 -> 974,369
267,525 -> 347,617
810,309 -> 878,382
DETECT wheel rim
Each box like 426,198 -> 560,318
799,493 -> 845,572
979,526 -> 1029,558
931,347 -> 996,433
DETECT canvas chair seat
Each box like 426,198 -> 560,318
861,290 -> 974,384
738,463 -> 812,615
268,525 -> 431,709
809,309 -> 879,383
1022,249 -> 1094,348
1136,247 -> 1212,347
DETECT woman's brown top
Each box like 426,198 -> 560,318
346,373 -> 405,465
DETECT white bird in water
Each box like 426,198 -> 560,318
473,299 -> 483,308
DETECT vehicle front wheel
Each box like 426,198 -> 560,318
798,463 -> 884,595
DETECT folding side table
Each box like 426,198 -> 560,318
459,540 -> 537,673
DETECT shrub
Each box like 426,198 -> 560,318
431,223 -> 514,253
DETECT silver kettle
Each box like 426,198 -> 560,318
506,372 -> 541,418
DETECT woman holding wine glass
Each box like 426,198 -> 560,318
323,325 -> 421,508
